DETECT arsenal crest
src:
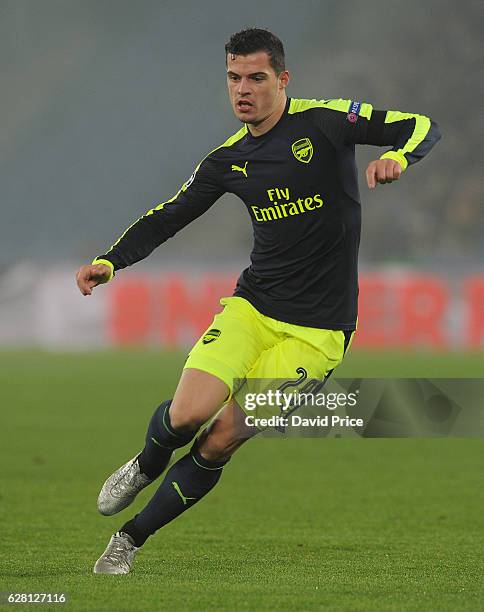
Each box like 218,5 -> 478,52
202,329 -> 221,344
292,138 -> 313,164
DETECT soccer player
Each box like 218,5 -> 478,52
76,28 -> 440,574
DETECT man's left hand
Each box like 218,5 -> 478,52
366,159 -> 402,189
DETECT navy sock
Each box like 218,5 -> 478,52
137,400 -> 197,480
121,441 -> 229,546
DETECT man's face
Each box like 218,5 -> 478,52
226,51 -> 289,125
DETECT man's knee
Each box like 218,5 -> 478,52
196,400 -> 258,461
197,431 -> 232,462
169,400 -> 210,432
147,400 -> 197,450
196,424 -> 248,462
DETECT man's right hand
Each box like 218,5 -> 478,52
76,263 -> 112,296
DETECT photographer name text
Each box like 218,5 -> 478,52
245,414 -> 363,428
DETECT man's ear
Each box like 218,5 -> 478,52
279,70 -> 290,89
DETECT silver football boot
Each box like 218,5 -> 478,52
97,454 -> 153,516
93,531 -> 138,574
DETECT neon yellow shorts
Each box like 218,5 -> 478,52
184,297 -> 354,418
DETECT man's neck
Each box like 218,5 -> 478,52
247,95 -> 287,137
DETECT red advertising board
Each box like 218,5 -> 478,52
108,273 -> 484,349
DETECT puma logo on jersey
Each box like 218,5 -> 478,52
231,161 -> 248,177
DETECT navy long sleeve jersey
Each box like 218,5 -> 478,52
95,97 -> 441,330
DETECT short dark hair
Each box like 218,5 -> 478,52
225,28 -> 285,75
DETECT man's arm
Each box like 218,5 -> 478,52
346,103 -> 441,188
76,155 -> 224,295
303,99 -> 441,188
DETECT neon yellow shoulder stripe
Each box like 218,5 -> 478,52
289,98 -> 373,120
104,125 -> 247,254
379,111 -> 431,171
146,125 -> 247,217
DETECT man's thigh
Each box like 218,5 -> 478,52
170,368 -> 230,430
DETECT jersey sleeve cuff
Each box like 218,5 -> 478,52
91,258 -> 115,281
380,151 -> 408,171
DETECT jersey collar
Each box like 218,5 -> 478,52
245,97 -> 291,141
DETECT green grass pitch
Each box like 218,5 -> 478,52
1,350 -> 483,610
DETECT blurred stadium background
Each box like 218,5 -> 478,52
1,0 -> 483,352
2,3 -> 483,609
